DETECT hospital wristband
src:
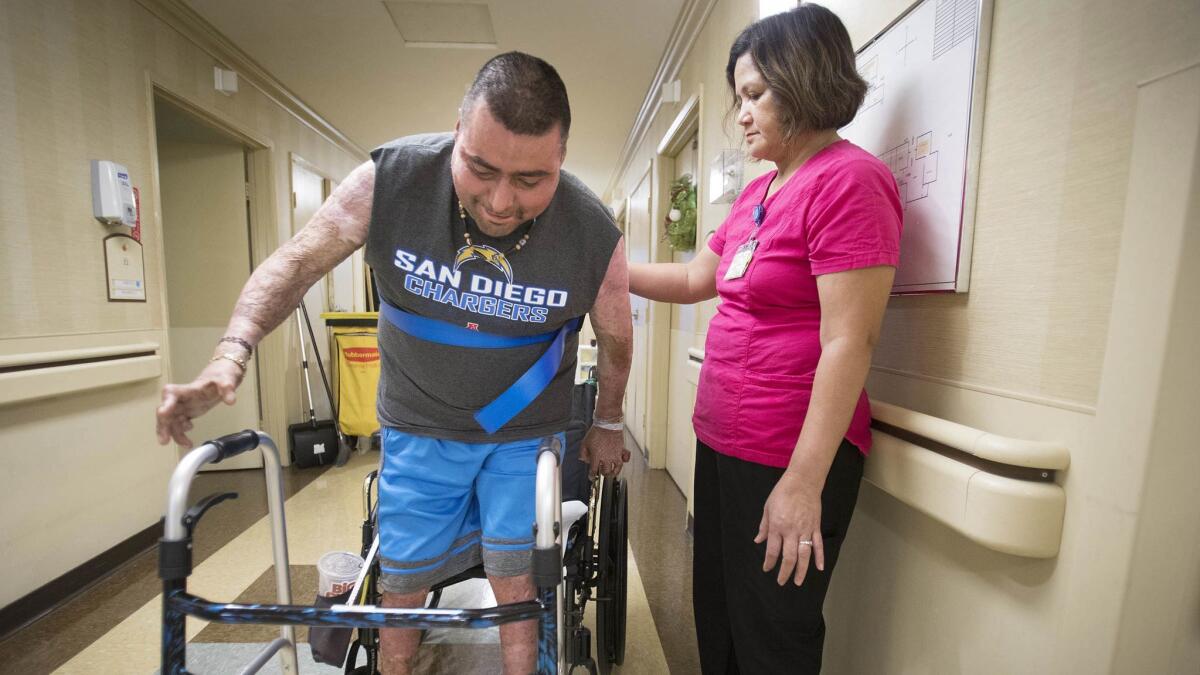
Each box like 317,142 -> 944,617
592,416 -> 624,432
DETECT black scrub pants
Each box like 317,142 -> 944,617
692,439 -> 864,674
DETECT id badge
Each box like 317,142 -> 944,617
724,239 -> 758,280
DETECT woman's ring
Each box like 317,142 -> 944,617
799,539 -> 813,546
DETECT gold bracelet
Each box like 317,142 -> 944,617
210,352 -> 248,373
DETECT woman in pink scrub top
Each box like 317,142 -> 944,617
629,6 -> 902,673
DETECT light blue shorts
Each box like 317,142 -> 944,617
376,428 -> 564,594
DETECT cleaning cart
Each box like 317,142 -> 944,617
321,312 -> 381,441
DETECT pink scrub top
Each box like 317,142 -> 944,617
693,140 -> 902,468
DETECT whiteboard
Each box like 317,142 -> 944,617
840,0 -> 993,293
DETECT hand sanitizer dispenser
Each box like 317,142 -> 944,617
92,160 -> 136,227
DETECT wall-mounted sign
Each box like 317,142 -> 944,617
839,0 -> 993,293
708,148 -> 743,204
104,234 -> 146,302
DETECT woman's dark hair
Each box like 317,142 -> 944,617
462,51 -> 571,143
725,4 -> 867,135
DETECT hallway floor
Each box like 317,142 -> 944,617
0,432 -> 699,674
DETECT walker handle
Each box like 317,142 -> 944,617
537,435 -> 562,461
209,429 -> 261,463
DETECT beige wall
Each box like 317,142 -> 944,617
860,0 -> 1198,410
831,3 -> 1198,671
0,350 -> 168,609
609,0 -> 1200,671
0,0 -> 362,607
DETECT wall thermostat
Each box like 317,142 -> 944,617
91,160 -> 136,227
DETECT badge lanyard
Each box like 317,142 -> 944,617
724,195 -> 768,281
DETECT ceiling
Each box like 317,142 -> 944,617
182,0 -> 689,194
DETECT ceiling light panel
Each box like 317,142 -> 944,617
382,1 -> 497,48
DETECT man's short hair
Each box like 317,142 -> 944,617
462,52 -> 571,143
725,4 -> 867,135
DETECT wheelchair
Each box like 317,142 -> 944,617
159,377 -> 628,675
342,375 -> 628,675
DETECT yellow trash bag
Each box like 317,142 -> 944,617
334,331 -> 381,437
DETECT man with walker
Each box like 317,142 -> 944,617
156,51 -> 633,675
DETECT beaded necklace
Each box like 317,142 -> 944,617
457,200 -> 533,253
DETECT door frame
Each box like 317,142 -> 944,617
144,76 -> 287,461
613,198 -> 628,235
643,90 -> 703,471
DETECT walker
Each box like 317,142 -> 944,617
158,430 -> 566,674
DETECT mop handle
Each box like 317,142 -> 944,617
295,307 -> 316,422
300,302 -> 339,420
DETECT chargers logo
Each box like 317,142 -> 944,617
453,244 -> 513,283
393,245 -> 567,324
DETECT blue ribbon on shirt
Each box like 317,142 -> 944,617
380,300 -> 582,434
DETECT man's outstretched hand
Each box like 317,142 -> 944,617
156,359 -> 244,447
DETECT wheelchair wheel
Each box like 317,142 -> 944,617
595,476 -> 628,669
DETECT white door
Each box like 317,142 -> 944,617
291,160 -> 335,425
665,136 -> 700,499
324,179 -> 358,313
625,168 -> 653,451
156,99 -> 263,470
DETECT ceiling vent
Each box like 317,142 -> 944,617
382,2 -> 498,49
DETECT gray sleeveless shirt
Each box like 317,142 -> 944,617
364,133 -> 620,442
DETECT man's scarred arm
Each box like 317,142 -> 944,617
590,237 -> 633,418
156,160 -> 376,446
225,160 -> 376,347
579,237 -> 633,476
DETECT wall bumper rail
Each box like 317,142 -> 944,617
867,401 -> 1068,558
0,342 -> 161,406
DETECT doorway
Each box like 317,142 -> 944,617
653,92 -> 703,504
625,164 -> 654,453
154,95 -> 265,470
663,133 -> 700,499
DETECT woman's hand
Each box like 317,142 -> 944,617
755,471 -> 825,586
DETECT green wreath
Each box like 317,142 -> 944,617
663,174 -> 697,251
